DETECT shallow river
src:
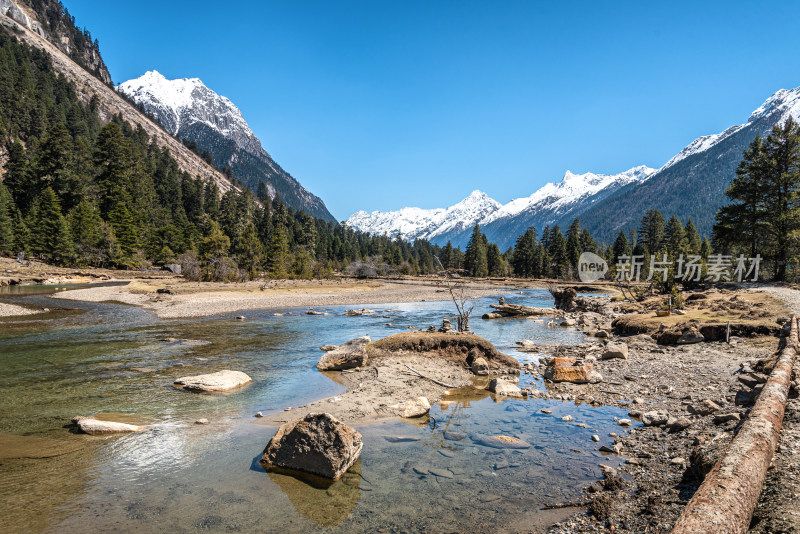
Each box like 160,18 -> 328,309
0,286 -> 631,533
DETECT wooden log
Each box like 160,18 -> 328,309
670,316 -> 799,534
488,304 -> 563,317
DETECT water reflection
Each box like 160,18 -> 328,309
266,461 -> 362,527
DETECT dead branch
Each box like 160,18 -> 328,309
403,363 -> 460,388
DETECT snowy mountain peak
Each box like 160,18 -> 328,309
661,87 -> 800,172
118,71 -> 264,156
346,166 -> 653,247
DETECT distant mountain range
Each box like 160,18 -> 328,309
347,85 -> 800,248
118,71 -> 335,222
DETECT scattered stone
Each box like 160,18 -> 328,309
319,344 -> 337,352
174,370 -> 252,392
561,318 -> 577,327
315,335 -> 371,371
689,399 -> 721,415
516,339 -> 536,349
713,412 -> 741,424
235,315 -> 246,320
72,416 -> 143,434
471,357 -> 490,376
384,436 -> 421,443
444,431 -> 467,441
195,418 -> 209,425
594,330 -> 610,339
473,435 -> 532,449
260,413 -> 362,480
391,396 -> 431,418
617,419 -> 632,427
671,457 -> 686,465
677,327 -> 705,345
668,416 -> 692,432
429,468 -> 454,479
541,409 -> 553,415
656,310 -> 671,317
562,415 -> 574,422
543,357 -> 603,384
488,377 -> 523,397
306,310 -> 324,315
344,309 -> 362,316
641,411 -> 669,426
673,309 -> 687,315
601,342 -> 629,360
592,434 -> 600,442
438,318 -> 455,333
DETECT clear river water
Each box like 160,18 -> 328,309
0,285 -> 631,533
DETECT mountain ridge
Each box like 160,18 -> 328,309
118,70 -> 336,222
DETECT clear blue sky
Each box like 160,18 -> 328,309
65,0 -> 800,221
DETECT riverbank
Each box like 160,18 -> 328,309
541,286 -> 799,534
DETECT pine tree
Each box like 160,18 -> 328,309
486,243 -> 503,276
566,218 -> 582,272
235,222 -> 263,278
442,241 -> 454,270
28,187 -> 74,264
464,224 -> 488,277
512,227 -> 537,278
108,202 -> 139,258
612,230 -> 631,260
685,219 -> 702,254
638,210 -> 666,254
666,215 -> 687,256
0,183 -> 14,254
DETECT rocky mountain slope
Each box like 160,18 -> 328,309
118,71 -> 335,222
347,166 -> 654,249
0,8 -> 235,195
2,0 -> 111,84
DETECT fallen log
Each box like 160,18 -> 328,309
670,316 -> 799,534
485,304 -> 563,319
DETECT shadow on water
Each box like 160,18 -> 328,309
0,287 -> 634,532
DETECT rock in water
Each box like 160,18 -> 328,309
174,370 -> 252,392
319,345 -> 337,352
543,357 -> 603,384
316,335 -> 371,371
261,413 -> 363,480
391,396 -> 431,418
72,416 -> 143,434
488,377 -> 523,397
473,435 -> 532,449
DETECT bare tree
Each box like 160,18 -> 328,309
434,257 -> 474,332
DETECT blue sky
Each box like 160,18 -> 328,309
66,0 -> 800,221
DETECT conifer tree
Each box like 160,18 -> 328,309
666,215 -> 687,256
566,218 -> 582,271
464,224 -> 488,277
685,219 -> 702,254
486,243 -> 503,276
28,187 -> 73,264
0,183 -> 14,254
612,230 -> 631,260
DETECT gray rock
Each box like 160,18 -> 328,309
195,418 -> 210,425
668,416 -> 692,432
72,416 -> 143,434
174,370 -> 252,392
689,399 -> 722,415
472,435 -> 532,449
677,328 -> 705,344
592,434 -> 600,442
316,335 -> 371,371
641,411 -> 669,426
444,431 -> 467,441
471,357 -> 490,376
319,344 -> 338,352
344,309 -> 362,316
714,412 -> 741,424
391,396 -> 431,418
601,342 -> 628,360
260,413 -> 362,480
488,377 -> 523,397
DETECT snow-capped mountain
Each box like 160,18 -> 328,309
578,85 -> 800,243
118,71 -> 335,221
349,84 -> 800,248
346,166 -> 654,249
347,191 -> 501,244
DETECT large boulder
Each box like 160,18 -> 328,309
72,416 -> 143,434
471,357 -> 490,376
677,327 -> 705,344
174,370 -> 252,392
543,357 -> 603,384
316,335 -> 371,371
261,413 -> 363,480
